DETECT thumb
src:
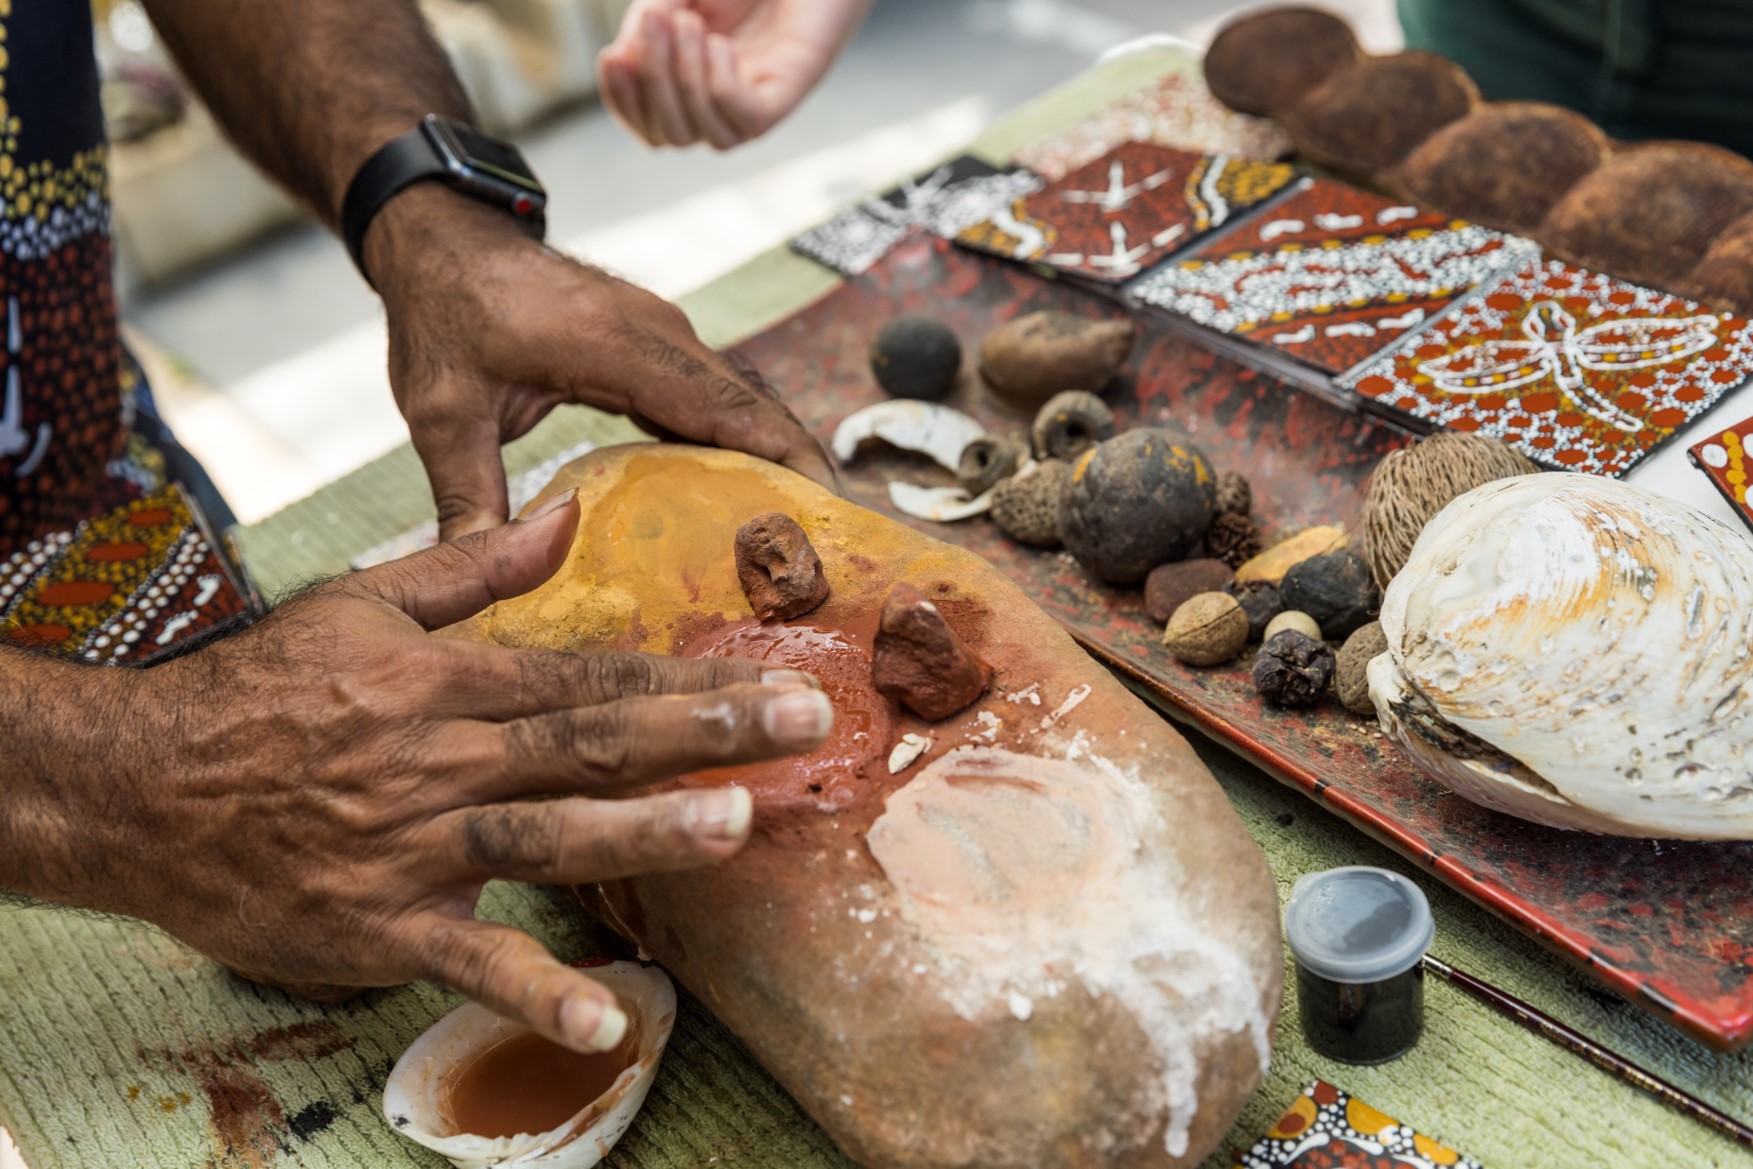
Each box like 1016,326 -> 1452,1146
351,490 -> 580,630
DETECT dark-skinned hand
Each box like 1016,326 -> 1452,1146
363,186 -> 837,542
3,493 -> 831,1052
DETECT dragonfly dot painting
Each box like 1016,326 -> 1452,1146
1341,258 -> 1753,475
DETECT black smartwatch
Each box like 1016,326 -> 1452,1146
340,114 -> 548,284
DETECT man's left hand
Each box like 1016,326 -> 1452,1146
365,185 -> 837,540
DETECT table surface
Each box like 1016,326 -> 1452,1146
3,45 -> 1752,1169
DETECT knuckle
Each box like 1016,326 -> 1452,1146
461,806 -> 558,873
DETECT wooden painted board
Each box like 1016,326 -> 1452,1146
740,229 -> 1753,1051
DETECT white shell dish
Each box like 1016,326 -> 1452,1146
383,962 -> 677,1169
830,400 -> 985,472
1370,472 -> 1753,839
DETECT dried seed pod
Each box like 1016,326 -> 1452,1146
735,513 -> 830,622
1163,592 -> 1250,667
990,460 -> 1069,548
1280,52 -> 1479,175
957,434 -> 1029,498
1280,550 -> 1379,640
871,583 -> 993,720
1146,558 -> 1234,625
1336,621 -> 1389,716
1214,470 -> 1253,518
1060,430 -> 1217,584
1204,512 -> 1263,570
978,311 -> 1135,413
1253,630 -> 1335,707
870,315 -> 962,401
1224,579 -> 1284,640
1031,390 -> 1117,461
1361,432 -> 1537,590
1399,102 -> 1609,235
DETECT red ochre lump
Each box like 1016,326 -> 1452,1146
735,512 -> 831,622
871,582 -> 993,720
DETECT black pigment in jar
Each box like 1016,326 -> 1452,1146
1284,865 -> 1434,1064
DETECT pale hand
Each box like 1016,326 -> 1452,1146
598,0 -> 874,149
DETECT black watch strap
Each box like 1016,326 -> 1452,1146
340,118 -> 547,287
340,129 -> 449,282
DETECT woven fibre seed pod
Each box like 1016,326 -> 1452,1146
1279,51 -> 1479,176
1361,432 -> 1537,591
1539,142 -> 1753,291
1399,102 -> 1610,235
1204,6 -> 1360,117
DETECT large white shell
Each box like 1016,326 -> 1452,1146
1371,472 -> 1753,839
382,962 -> 676,1168
830,400 -> 985,471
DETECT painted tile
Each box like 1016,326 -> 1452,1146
0,484 -> 254,662
791,156 -> 1044,276
1132,179 -> 1539,374
1688,415 -> 1753,532
1340,258 -> 1753,476
1235,1081 -> 1484,1169
1013,71 -> 1291,181
956,142 -> 1298,283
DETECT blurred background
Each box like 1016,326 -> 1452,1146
99,0 -> 1398,526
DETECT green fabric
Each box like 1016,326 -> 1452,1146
4,43 -> 1752,1169
1399,0 -> 1753,156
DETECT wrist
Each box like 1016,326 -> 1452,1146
363,182 -> 545,303
0,653 -> 144,908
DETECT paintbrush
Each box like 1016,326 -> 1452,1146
1422,954 -> 1753,1150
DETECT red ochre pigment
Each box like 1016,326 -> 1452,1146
444,1029 -> 636,1140
683,616 -> 893,805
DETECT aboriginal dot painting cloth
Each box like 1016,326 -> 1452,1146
1130,179 -> 1539,375
1688,414 -> 1753,534
956,141 -> 1298,283
1234,1081 -> 1484,1169
1339,258 -> 1753,476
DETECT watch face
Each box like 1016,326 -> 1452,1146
428,117 -> 542,192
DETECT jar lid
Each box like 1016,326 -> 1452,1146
1284,866 -> 1434,983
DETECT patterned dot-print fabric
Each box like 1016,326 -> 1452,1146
0,0 -> 127,549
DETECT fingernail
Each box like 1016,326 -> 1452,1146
691,785 -> 753,840
761,668 -> 821,690
560,995 -> 628,1053
525,488 -> 578,521
764,688 -> 833,749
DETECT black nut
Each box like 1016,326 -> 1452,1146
1280,550 -> 1380,640
1252,630 -> 1335,707
1224,579 -> 1284,640
870,315 -> 962,400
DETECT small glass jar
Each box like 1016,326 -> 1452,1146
1284,865 -> 1434,1065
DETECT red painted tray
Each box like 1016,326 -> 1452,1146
736,232 -> 1753,1051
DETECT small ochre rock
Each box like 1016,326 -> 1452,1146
957,434 -> 1030,497
1225,579 -> 1284,640
1234,524 -> 1348,584
870,315 -> 963,401
991,460 -> 1069,548
1031,390 -> 1117,461
1146,558 -> 1235,624
1336,621 -> 1389,715
1060,429 -> 1217,584
735,513 -> 830,622
1264,610 -> 1322,643
1253,630 -> 1335,707
1280,550 -> 1379,639
978,311 -> 1135,413
871,582 -> 993,720
1164,592 -> 1250,666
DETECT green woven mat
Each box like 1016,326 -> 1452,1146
5,44 -> 1752,1169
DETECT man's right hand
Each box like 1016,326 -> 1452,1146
1,491 -> 831,1052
